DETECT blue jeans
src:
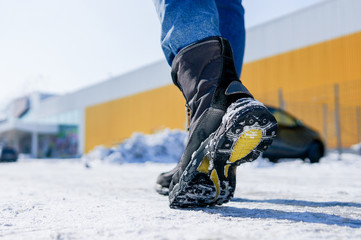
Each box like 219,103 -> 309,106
153,0 -> 245,78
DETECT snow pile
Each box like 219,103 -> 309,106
83,128 -> 361,168
351,142 -> 361,154
83,129 -> 187,165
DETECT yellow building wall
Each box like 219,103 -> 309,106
85,84 -> 185,153
242,30 -> 361,106
242,31 -> 361,148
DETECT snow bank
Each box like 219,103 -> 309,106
351,142 -> 361,154
83,129 -> 187,165
83,129 -> 361,169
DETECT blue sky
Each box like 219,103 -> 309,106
0,0 -> 325,108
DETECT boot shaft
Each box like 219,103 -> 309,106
168,37 -> 254,188
171,37 -> 252,136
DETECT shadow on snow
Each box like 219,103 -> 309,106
197,198 -> 361,229
232,198 -> 361,208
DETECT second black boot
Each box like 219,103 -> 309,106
164,37 -> 277,208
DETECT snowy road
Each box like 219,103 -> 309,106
1,153 -> 361,240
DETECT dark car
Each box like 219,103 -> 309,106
0,146 -> 18,162
263,106 -> 325,163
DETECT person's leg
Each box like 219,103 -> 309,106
215,0 -> 245,78
168,37 -> 277,207
153,1 -> 278,208
152,0 -> 221,65
153,0 -> 222,196
154,0 -> 246,197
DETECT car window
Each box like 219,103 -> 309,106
3,149 -> 15,154
272,110 -> 298,127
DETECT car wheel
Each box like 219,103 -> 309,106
308,142 -> 323,163
269,158 -> 279,163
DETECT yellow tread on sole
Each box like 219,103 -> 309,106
197,156 -> 210,174
229,129 -> 263,163
210,169 -> 220,200
224,165 -> 230,178
194,129 -> 263,203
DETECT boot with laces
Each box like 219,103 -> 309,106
156,37 -> 277,207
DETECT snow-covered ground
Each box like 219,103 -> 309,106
1,154 -> 360,240
1,130 -> 361,240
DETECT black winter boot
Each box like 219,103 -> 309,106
155,163 -> 180,195
160,37 -> 277,208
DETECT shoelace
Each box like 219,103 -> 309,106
185,104 -> 191,132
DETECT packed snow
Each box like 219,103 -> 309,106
1,130 -> 361,240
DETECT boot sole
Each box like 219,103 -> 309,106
155,184 -> 170,196
169,99 -> 277,208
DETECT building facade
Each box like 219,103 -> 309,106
86,0 -> 361,151
1,0 -> 360,157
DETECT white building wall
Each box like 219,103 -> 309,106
32,60 -> 171,155
244,0 -> 361,63
35,60 -> 170,118
77,108 -> 85,154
